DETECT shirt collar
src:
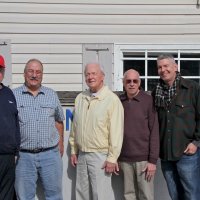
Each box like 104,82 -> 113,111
22,84 -> 45,95
120,90 -> 143,102
84,85 -> 109,101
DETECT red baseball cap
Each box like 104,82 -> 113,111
0,55 -> 5,68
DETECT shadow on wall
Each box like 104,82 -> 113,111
36,143 -> 76,200
112,159 -> 170,200
36,159 -> 170,200
66,144 -> 76,200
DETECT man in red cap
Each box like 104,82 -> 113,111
0,55 -> 20,200
0,55 -> 5,68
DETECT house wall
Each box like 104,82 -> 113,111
0,0 -> 199,90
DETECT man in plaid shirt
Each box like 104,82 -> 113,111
153,54 -> 200,200
13,59 -> 65,200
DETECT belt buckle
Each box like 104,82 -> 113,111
32,148 -> 43,153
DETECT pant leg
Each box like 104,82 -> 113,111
176,149 -> 200,200
0,155 -> 15,200
15,152 -> 38,200
161,160 -> 184,200
120,162 -> 137,200
87,152 -> 114,200
76,152 -> 90,200
38,147 -> 63,200
135,161 -> 154,200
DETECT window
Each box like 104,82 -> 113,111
114,44 -> 200,91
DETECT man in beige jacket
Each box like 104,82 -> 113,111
69,62 -> 124,200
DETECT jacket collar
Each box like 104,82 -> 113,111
83,85 -> 109,101
120,90 -> 144,102
179,77 -> 190,89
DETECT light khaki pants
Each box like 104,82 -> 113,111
120,161 -> 154,200
76,151 -> 114,200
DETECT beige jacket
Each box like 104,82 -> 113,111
69,86 -> 124,163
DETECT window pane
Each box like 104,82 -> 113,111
148,52 -> 178,58
140,79 -> 145,90
147,79 -> 158,91
148,60 -> 157,76
124,60 -> 145,76
180,53 -> 200,58
123,52 -> 145,58
180,61 -> 200,76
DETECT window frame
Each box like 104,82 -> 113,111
114,44 -> 200,91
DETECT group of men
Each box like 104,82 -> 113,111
70,54 -> 200,200
0,53 -> 199,200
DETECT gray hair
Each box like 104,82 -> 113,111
123,69 -> 140,80
157,54 -> 176,64
84,62 -> 105,75
24,58 -> 43,73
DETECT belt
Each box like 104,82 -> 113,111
20,145 -> 57,153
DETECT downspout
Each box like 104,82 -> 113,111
197,0 -> 200,8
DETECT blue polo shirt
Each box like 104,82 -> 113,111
13,84 -> 65,150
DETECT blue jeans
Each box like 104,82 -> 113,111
161,149 -> 200,200
15,147 -> 63,200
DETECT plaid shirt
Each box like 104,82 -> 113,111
13,84 -> 65,150
153,77 -> 200,161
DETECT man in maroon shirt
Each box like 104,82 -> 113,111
119,69 -> 159,200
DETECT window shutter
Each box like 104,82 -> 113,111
83,44 -> 113,90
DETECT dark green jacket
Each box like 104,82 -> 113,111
153,77 -> 200,161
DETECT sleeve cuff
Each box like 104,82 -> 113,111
106,156 -> 117,163
192,140 -> 200,148
148,157 -> 158,165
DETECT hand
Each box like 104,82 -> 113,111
102,161 -> 119,175
142,163 -> 156,182
71,154 -> 78,167
184,143 -> 197,155
58,142 -> 64,157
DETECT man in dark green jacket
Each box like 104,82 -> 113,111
153,54 -> 200,200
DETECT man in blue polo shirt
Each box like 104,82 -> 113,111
13,58 -> 65,200
0,55 -> 20,200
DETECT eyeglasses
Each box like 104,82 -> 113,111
125,79 -> 139,84
27,69 -> 42,76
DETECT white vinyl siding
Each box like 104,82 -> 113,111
0,0 -> 199,90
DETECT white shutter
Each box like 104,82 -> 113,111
83,43 -> 113,90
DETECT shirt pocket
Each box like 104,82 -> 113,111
17,104 -> 31,124
175,102 -> 192,116
40,103 -> 55,117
